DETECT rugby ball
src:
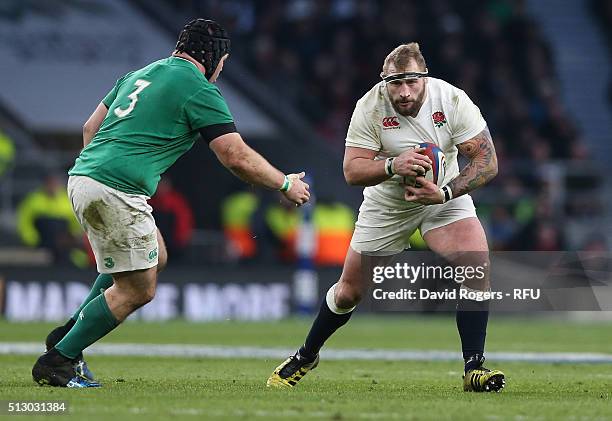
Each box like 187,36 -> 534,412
418,142 -> 446,186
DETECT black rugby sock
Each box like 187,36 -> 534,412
39,347 -> 72,365
456,298 -> 489,369
45,319 -> 76,350
300,298 -> 353,360
64,318 -> 76,331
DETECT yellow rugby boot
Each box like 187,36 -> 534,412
267,352 -> 319,388
463,355 -> 505,392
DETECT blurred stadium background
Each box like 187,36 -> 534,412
1,0 -> 611,320
0,1 -> 611,417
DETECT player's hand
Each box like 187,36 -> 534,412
392,148 -> 432,177
282,172 -> 311,206
404,177 -> 444,205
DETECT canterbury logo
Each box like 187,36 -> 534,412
382,116 -> 400,128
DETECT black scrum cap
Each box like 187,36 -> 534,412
175,19 -> 231,81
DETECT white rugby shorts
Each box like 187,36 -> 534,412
350,194 -> 477,255
68,175 -> 159,273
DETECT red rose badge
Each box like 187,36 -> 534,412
432,111 -> 447,128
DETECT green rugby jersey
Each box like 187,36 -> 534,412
69,56 -> 234,197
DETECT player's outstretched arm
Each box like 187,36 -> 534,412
82,103 -> 108,148
448,126 -> 498,198
210,132 -> 310,205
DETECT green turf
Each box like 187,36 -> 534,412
1,356 -> 611,420
1,316 -> 611,420
1,315 -> 612,353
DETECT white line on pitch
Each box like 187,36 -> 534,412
1,342 -> 611,364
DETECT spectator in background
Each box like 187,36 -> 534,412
578,233 -> 609,275
161,0 -> 599,252
262,193 -> 299,263
16,174 -> 83,264
312,199 -> 355,266
262,194 -> 355,266
149,176 -> 195,260
580,233 -> 607,252
487,206 -> 517,250
0,128 -> 15,178
221,189 -> 259,261
220,189 -> 355,265
532,222 -> 565,251
510,195 -> 566,251
165,0 -> 592,159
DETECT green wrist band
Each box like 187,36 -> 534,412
279,175 -> 292,192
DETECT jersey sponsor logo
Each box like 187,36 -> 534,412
432,111 -> 447,128
104,257 -> 115,269
382,116 -> 400,129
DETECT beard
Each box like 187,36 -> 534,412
391,87 -> 426,117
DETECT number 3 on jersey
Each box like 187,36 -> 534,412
114,79 -> 151,118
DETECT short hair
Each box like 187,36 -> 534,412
382,43 -> 427,75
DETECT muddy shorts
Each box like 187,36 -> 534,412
350,194 -> 477,255
68,175 -> 159,273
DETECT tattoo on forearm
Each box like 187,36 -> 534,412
448,126 -> 498,198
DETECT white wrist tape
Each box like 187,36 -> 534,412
385,157 -> 395,176
440,185 -> 453,203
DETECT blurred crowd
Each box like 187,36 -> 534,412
163,0 -> 604,251
6,171 -> 356,267
591,0 -> 612,106
1,0 -> 608,267
175,0 -> 589,157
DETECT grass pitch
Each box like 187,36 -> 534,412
1,315 -> 611,420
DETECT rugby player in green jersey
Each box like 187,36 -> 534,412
32,19 -> 310,388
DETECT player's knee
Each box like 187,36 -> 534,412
119,277 -> 156,308
142,285 -> 156,304
335,291 -> 362,309
129,285 -> 156,307
335,285 -> 363,309
461,254 -> 490,291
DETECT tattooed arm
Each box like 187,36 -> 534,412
448,126 -> 498,198
404,126 -> 497,205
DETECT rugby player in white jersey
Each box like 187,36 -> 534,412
267,43 -> 505,392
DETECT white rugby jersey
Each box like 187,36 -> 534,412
345,77 -> 486,209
